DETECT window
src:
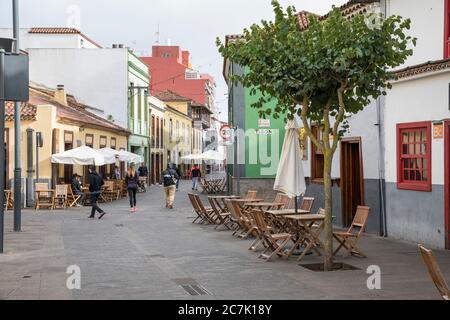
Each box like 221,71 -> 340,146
156,117 -> 160,149
397,122 -> 432,191
99,136 -> 107,148
169,119 -> 173,140
85,134 -> 94,148
311,126 -> 324,183
445,0 -> 450,58
151,115 -> 156,147
161,119 -> 164,148
111,137 -> 116,150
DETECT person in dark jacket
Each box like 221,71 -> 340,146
173,164 -> 181,191
88,166 -> 107,219
160,164 -> 179,209
71,173 -> 85,207
125,165 -> 139,213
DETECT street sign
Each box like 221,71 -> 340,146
0,52 -> 29,101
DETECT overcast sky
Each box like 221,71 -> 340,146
0,0 -> 347,120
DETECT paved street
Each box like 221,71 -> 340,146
1,181 -> 449,300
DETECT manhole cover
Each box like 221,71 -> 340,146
299,262 -> 360,272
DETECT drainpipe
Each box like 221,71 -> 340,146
26,128 -> 34,207
376,96 -> 387,237
0,50 -> 5,253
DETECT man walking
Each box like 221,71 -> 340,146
173,164 -> 181,191
190,165 -> 201,191
138,163 -> 148,184
88,166 -> 107,219
161,164 -> 179,209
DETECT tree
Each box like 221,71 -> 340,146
217,0 -> 415,270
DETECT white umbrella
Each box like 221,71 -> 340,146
51,145 -> 112,166
273,116 -> 306,212
118,150 -> 143,163
98,147 -> 120,164
199,150 -> 226,161
181,153 -> 203,161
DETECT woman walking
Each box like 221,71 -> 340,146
125,165 -> 139,213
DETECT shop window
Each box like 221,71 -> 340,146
397,122 -> 432,191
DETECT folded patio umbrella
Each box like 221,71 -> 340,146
273,116 -> 306,212
51,145 -> 113,166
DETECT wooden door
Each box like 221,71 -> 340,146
150,153 -> 155,185
340,138 -> 365,227
4,128 -> 9,189
445,121 -> 450,249
64,142 -> 73,184
155,154 -> 160,184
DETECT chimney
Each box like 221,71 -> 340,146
112,44 -> 118,48
54,84 -> 68,106
182,51 -> 190,67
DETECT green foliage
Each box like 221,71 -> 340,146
216,0 -> 415,128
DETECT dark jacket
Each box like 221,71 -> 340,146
161,168 -> 179,187
88,171 -> 104,193
191,168 -> 201,178
71,178 -> 82,193
138,166 -> 148,177
125,172 -> 139,189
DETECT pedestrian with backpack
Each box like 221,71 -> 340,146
161,164 -> 180,209
125,165 -> 139,213
88,166 -> 107,219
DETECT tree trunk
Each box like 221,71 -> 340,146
323,150 -> 334,271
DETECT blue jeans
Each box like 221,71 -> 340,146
192,177 -> 198,190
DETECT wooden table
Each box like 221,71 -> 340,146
203,179 -> 225,194
35,190 -> 55,210
208,195 -> 241,212
266,209 -> 310,216
245,202 -> 284,211
283,214 -> 326,261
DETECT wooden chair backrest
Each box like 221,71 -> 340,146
246,190 -> 258,200
55,185 -> 68,197
225,200 -> 238,220
284,197 -> 296,209
229,200 -> 244,220
35,182 -> 49,191
104,180 -> 114,190
252,210 -> 269,234
194,195 -> 208,213
273,193 -> 284,204
67,184 -> 75,197
315,208 -> 325,215
35,182 -> 50,197
348,206 -> 370,235
418,244 -> 450,300
188,193 -> 200,212
300,197 -> 315,212
208,197 -> 220,213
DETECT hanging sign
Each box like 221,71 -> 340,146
433,122 -> 444,139
258,119 -> 271,128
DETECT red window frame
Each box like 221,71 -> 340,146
396,121 -> 432,192
445,0 -> 450,59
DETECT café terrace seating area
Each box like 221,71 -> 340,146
3,178 -> 131,211
188,190 -> 371,263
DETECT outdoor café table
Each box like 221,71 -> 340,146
266,209 -> 311,230
209,195 -> 241,211
205,179 -> 223,194
244,202 -> 284,211
231,198 -> 264,209
283,214 -> 326,261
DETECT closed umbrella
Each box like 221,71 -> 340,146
273,116 -> 306,213
51,145 -> 112,166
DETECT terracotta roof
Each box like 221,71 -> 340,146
28,85 -> 129,135
155,90 -> 192,102
4,101 -> 37,121
392,58 -> 450,80
28,27 -> 103,48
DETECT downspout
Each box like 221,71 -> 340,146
377,0 -> 388,237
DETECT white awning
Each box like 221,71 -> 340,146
51,146 -> 114,166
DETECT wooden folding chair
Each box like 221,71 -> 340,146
102,181 -> 116,202
4,190 -> 14,210
333,206 -> 370,258
418,245 -> 450,300
225,199 -> 246,236
188,193 -> 208,224
246,190 -> 258,200
229,200 -> 258,239
300,197 -> 315,212
67,184 -> 81,207
208,197 -> 234,231
54,185 -> 68,209
252,210 -> 292,261
193,194 -> 216,224
35,182 -> 54,210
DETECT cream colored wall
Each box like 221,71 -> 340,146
164,109 -> 193,165
5,104 -> 128,184
166,101 -> 189,115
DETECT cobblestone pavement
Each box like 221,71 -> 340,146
1,181 -> 449,300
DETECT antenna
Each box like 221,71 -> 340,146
155,22 -> 160,44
